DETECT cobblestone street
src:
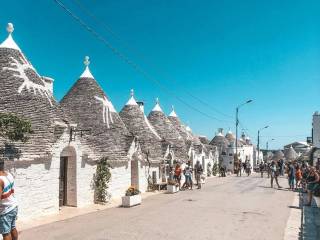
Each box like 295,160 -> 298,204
20,175 -> 298,240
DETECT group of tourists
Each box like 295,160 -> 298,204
172,160 -> 204,190
234,160 -> 252,177
259,159 -> 320,206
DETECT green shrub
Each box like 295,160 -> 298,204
94,157 -> 112,203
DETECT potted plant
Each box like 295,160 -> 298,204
167,179 -> 179,193
122,186 -> 141,207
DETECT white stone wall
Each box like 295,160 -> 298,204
13,162 -> 60,220
108,163 -> 131,199
76,163 -> 97,207
138,164 -> 159,193
11,127 -> 99,220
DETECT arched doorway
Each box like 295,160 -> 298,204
59,146 -> 77,207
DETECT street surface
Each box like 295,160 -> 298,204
20,174 -> 296,240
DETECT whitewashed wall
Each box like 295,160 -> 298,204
11,128 -> 99,220
108,163 -> 131,199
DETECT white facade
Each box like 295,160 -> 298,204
10,126 -> 139,220
11,127 -> 98,220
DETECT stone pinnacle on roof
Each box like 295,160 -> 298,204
169,105 -> 178,117
0,23 -> 21,51
126,89 -> 138,106
152,97 -> 163,112
80,56 -> 94,79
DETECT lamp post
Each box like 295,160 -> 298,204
265,138 -> 275,163
235,100 -> 252,175
266,138 -> 275,151
235,100 -> 253,160
257,126 -> 269,164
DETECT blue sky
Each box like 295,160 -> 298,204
1,0 -> 320,149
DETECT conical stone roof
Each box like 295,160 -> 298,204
0,23 -> 68,162
209,131 -> 229,148
284,146 -> 298,161
167,106 -> 200,145
225,130 -> 236,142
147,99 -> 188,162
273,150 -> 284,161
119,90 -> 163,162
60,57 -> 132,162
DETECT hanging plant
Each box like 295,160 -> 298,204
94,157 -> 112,203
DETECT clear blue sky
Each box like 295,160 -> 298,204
1,0 -> 320,149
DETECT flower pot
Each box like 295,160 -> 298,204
122,194 -> 142,207
167,184 -> 179,193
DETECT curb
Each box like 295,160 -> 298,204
283,192 -> 301,240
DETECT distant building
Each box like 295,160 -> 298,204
209,129 -> 255,172
312,111 -> 320,148
283,142 -> 311,155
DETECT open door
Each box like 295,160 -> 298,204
59,157 -> 68,206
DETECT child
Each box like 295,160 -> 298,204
295,165 -> 302,189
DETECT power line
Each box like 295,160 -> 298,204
260,135 -> 307,138
54,0 -> 232,124
70,0 -> 234,119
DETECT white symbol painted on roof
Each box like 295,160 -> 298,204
94,95 -> 115,128
2,56 -> 53,106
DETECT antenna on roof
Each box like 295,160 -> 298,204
156,97 -> 159,104
130,89 -> 134,97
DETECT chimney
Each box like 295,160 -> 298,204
137,101 -> 144,113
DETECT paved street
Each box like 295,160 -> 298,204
20,174 -> 297,240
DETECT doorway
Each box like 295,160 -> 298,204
59,157 -> 68,206
59,146 -> 77,207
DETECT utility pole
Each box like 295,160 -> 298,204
266,138 -> 275,150
235,100 -> 253,171
257,126 -> 269,164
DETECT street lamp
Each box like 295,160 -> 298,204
235,100 -> 253,160
257,126 -> 269,164
266,138 -> 275,150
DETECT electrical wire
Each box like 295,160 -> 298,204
54,0 -> 233,124
70,0 -> 234,119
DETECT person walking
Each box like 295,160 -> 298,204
305,167 -> 320,206
194,161 -> 203,189
270,161 -> 281,188
0,161 -> 18,240
267,162 -> 271,178
259,162 -> 264,178
295,165 -> 302,190
279,159 -> 285,176
182,165 -> 193,190
174,164 -> 182,189
246,162 -> 252,176
288,162 -> 295,191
